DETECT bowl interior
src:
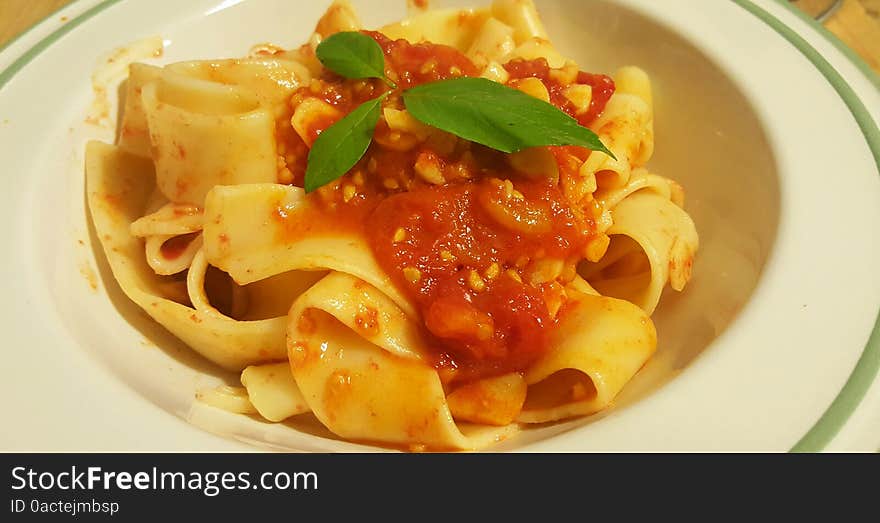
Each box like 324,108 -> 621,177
497,0 -> 780,447
50,0 -> 780,450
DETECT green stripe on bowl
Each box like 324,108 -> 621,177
734,0 -> 880,452
0,0 -> 124,91
0,1 -> 72,56
775,0 -> 880,90
0,0 -> 878,452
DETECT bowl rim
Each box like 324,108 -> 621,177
1,0 -> 877,452
729,0 -> 880,452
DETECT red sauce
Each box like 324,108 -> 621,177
577,71 -> 616,124
504,58 -> 615,125
278,33 -> 614,383
365,31 -> 479,88
160,233 -> 198,260
369,178 -> 592,381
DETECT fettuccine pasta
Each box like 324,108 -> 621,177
86,0 -> 698,451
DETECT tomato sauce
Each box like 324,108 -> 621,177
576,71 -> 616,124
279,32 -> 612,383
369,178 -> 593,381
160,233 -> 198,260
504,57 -> 615,125
365,31 -> 479,87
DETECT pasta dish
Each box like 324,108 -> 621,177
86,0 -> 698,450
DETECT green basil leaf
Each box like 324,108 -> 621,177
304,94 -> 387,193
403,77 -> 615,158
315,31 -> 389,84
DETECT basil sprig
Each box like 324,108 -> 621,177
303,31 -> 614,193
304,93 -> 388,193
404,77 -> 614,156
315,31 -> 397,88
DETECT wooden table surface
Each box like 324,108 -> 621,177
2,0 -> 879,72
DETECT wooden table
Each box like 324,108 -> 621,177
2,0 -> 879,72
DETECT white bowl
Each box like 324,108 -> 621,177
0,0 -> 878,451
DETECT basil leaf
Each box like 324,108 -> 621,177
403,77 -> 615,158
316,31 -> 391,85
304,94 -> 387,193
